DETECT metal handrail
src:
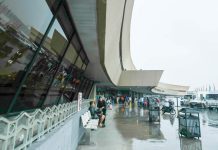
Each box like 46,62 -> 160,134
0,99 -> 91,150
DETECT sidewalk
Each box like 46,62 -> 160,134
77,104 -> 218,150
77,105 -> 132,150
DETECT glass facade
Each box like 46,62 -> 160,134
0,0 -> 92,114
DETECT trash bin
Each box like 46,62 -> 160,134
149,106 -> 160,123
178,108 -> 201,138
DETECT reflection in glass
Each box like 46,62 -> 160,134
162,114 -> 176,125
84,81 -> 93,98
82,64 -> 86,70
13,19 -> 67,111
148,124 -> 162,138
0,0 -> 53,113
206,110 -> 218,127
43,23 -> 85,106
115,106 -> 165,140
75,56 -> 83,68
0,0 -> 91,113
65,44 -> 78,65
180,137 -> 202,150
60,69 -> 82,103
72,34 -> 81,52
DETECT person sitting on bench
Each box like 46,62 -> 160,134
89,101 -> 105,128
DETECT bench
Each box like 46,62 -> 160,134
80,111 -> 99,145
81,111 -> 99,130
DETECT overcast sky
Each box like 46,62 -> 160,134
131,0 -> 218,90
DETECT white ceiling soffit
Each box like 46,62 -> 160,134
157,82 -> 190,92
151,82 -> 190,96
67,0 -> 163,87
151,87 -> 187,96
66,0 -> 109,82
118,70 -> 163,87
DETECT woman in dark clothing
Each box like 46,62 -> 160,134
97,97 -> 107,126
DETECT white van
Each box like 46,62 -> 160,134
205,93 -> 218,109
197,91 -> 218,109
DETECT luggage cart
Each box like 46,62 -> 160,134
178,108 -> 201,138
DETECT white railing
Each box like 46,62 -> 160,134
0,99 -> 91,150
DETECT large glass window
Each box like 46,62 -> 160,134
12,19 -> 68,111
74,77 -> 87,100
41,23 -> 70,107
81,64 -> 87,70
83,80 -> 93,99
72,35 -> 81,52
0,0 -> 54,114
58,68 -> 83,103
0,0 -> 90,114
65,44 -> 78,65
75,56 -> 83,69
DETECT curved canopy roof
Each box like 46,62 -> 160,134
66,0 -> 189,95
67,0 -> 162,87
151,82 -> 190,96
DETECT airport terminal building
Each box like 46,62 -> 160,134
0,0 -> 189,149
